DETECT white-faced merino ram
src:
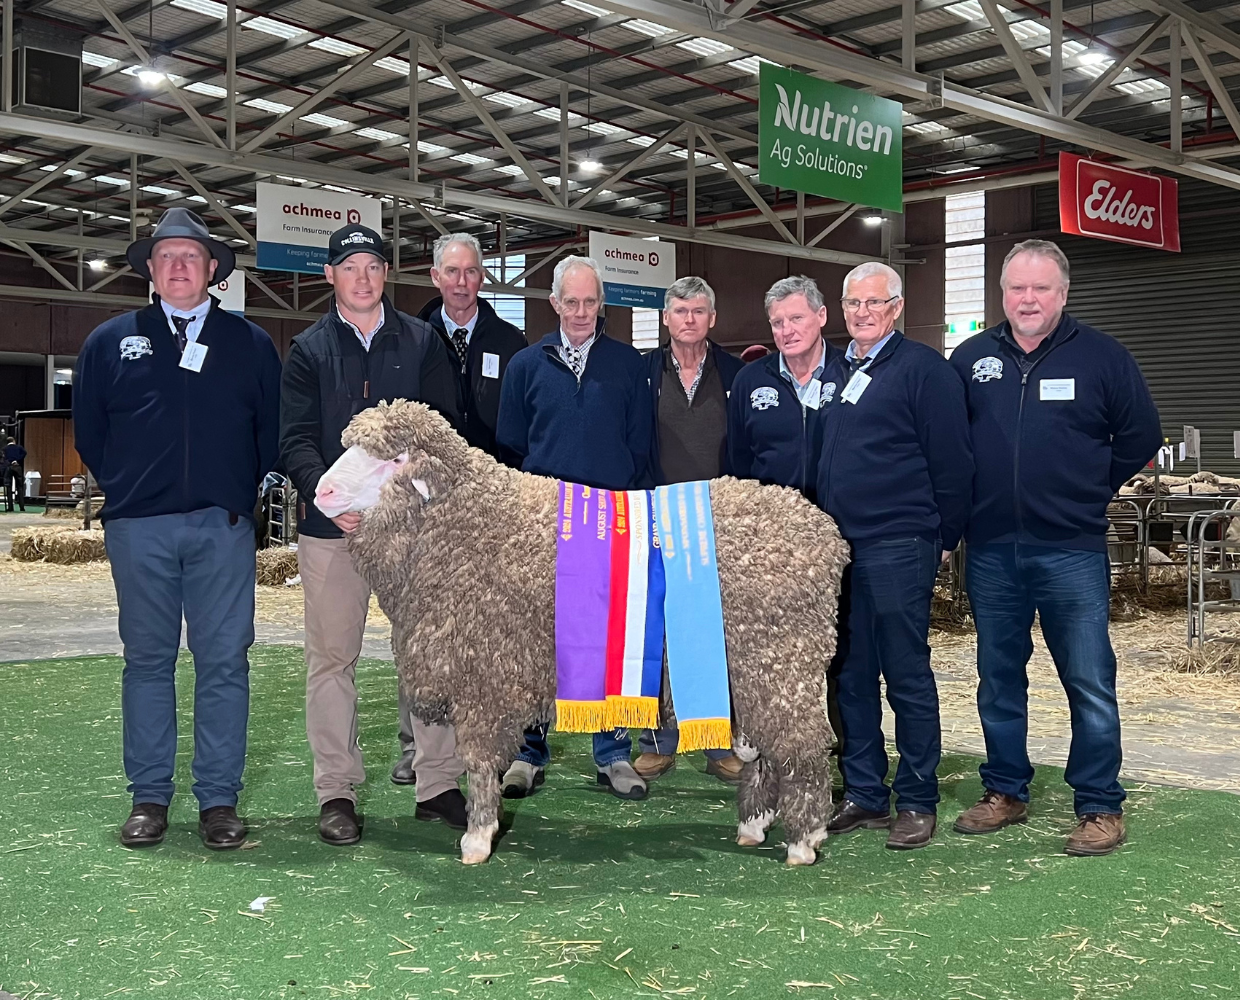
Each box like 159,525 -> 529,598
315,400 -> 851,866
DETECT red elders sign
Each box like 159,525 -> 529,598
1059,152 -> 1179,252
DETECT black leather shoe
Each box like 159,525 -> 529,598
120,802 -> 168,847
415,788 -> 468,830
319,798 -> 362,846
198,806 -> 247,850
390,750 -> 417,786
827,799 -> 891,835
886,810 -> 936,850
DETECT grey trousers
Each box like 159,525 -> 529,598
299,535 -> 464,805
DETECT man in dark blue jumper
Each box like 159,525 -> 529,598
816,262 -> 973,851
949,240 -> 1160,857
496,255 -> 653,802
73,209 -> 282,850
727,275 -> 844,502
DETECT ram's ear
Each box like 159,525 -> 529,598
407,452 -> 454,499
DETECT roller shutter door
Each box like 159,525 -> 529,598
1032,183 -> 1240,477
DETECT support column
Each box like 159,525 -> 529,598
1170,19 -> 1183,153
226,0 -> 237,150
46,355 -> 56,409
902,0 -> 915,71
559,84 -> 570,205
686,125 -> 696,231
1050,0 -> 1063,115
408,38 -> 418,182
3,0 -> 13,112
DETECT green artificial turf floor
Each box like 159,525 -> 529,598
2,646 -> 1239,1000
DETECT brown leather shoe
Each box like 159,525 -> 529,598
1065,813 -> 1126,856
953,790 -> 1028,835
705,754 -> 743,784
886,810 -> 936,850
633,753 -> 676,779
827,799 -> 891,835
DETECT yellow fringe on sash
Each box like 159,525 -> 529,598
604,695 -> 660,731
555,699 -> 608,734
677,718 -> 733,753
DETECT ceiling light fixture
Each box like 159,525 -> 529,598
580,158 -> 602,173
863,215 -> 884,226
89,259 -> 108,272
136,67 -> 164,86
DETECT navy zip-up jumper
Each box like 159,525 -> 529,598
726,343 -> 844,499
948,313 -> 1161,551
497,324 -> 653,491
817,331 -> 974,551
73,297 -> 282,523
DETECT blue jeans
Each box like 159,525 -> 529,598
966,542 -> 1124,816
832,536 -> 941,815
516,724 -> 631,768
105,508 -> 256,810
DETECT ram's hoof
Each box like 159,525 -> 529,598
785,842 -> 817,866
460,851 -> 490,865
736,816 -> 769,847
459,824 -> 497,865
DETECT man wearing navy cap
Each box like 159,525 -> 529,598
280,223 -> 463,845
73,208 -> 282,850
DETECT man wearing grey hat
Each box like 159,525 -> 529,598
73,208 -> 283,850
280,223 -> 463,845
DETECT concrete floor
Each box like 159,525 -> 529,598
2,511 -> 1238,793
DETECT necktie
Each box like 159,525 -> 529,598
848,354 -> 867,374
451,328 -> 468,371
171,314 -> 192,353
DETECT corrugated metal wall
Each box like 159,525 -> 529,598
1034,181 -> 1240,476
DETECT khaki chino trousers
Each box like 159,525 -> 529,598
299,535 -> 465,804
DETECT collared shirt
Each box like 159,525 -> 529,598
558,328 -> 598,378
778,337 -> 828,408
337,303 -> 385,351
845,329 -> 896,372
441,304 -> 480,346
669,345 -> 708,404
160,296 -> 210,346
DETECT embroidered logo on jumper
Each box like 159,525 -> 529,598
119,336 -> 153,361
972,356 -> 1003,382
750,386 -> 780,411
820,381 -> 837,405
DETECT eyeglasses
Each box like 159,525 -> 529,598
841,295 -> 900,312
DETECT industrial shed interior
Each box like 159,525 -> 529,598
1,0 -> 1239,997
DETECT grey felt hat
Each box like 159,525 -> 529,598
126,207 -> 236,285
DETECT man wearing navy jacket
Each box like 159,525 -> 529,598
497,255 -> 653,801
816,262 -> 973,851
73,209 -> 282,850
633,276 -> 745,784
949,240 -> 1160,857
727,275 -> 844,501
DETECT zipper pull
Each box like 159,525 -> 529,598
1021,373 -> 1028,385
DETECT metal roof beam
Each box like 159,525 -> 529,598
0,112 -> 872,264
600,0 -> 1240,191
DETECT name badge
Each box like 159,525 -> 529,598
802,378 -> 822,410
840,370 -> 872,405
179,342 -> 208,373
482,352 -> 500,379
1039,378 -> 1075,401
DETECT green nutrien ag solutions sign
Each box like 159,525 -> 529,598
758,64 -> 903,213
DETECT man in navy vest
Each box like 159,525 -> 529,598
816,262 -> 973,851
496,255 -> 653,802
949,240 -> 1160,856
73,209 -> 282,850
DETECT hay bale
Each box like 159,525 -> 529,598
256,546 -> 299,586
41,497 -> 104,520
10,525 -> 107,564
1171,643 -> 1240,675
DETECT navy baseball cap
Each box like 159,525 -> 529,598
327,224 -> 387,266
